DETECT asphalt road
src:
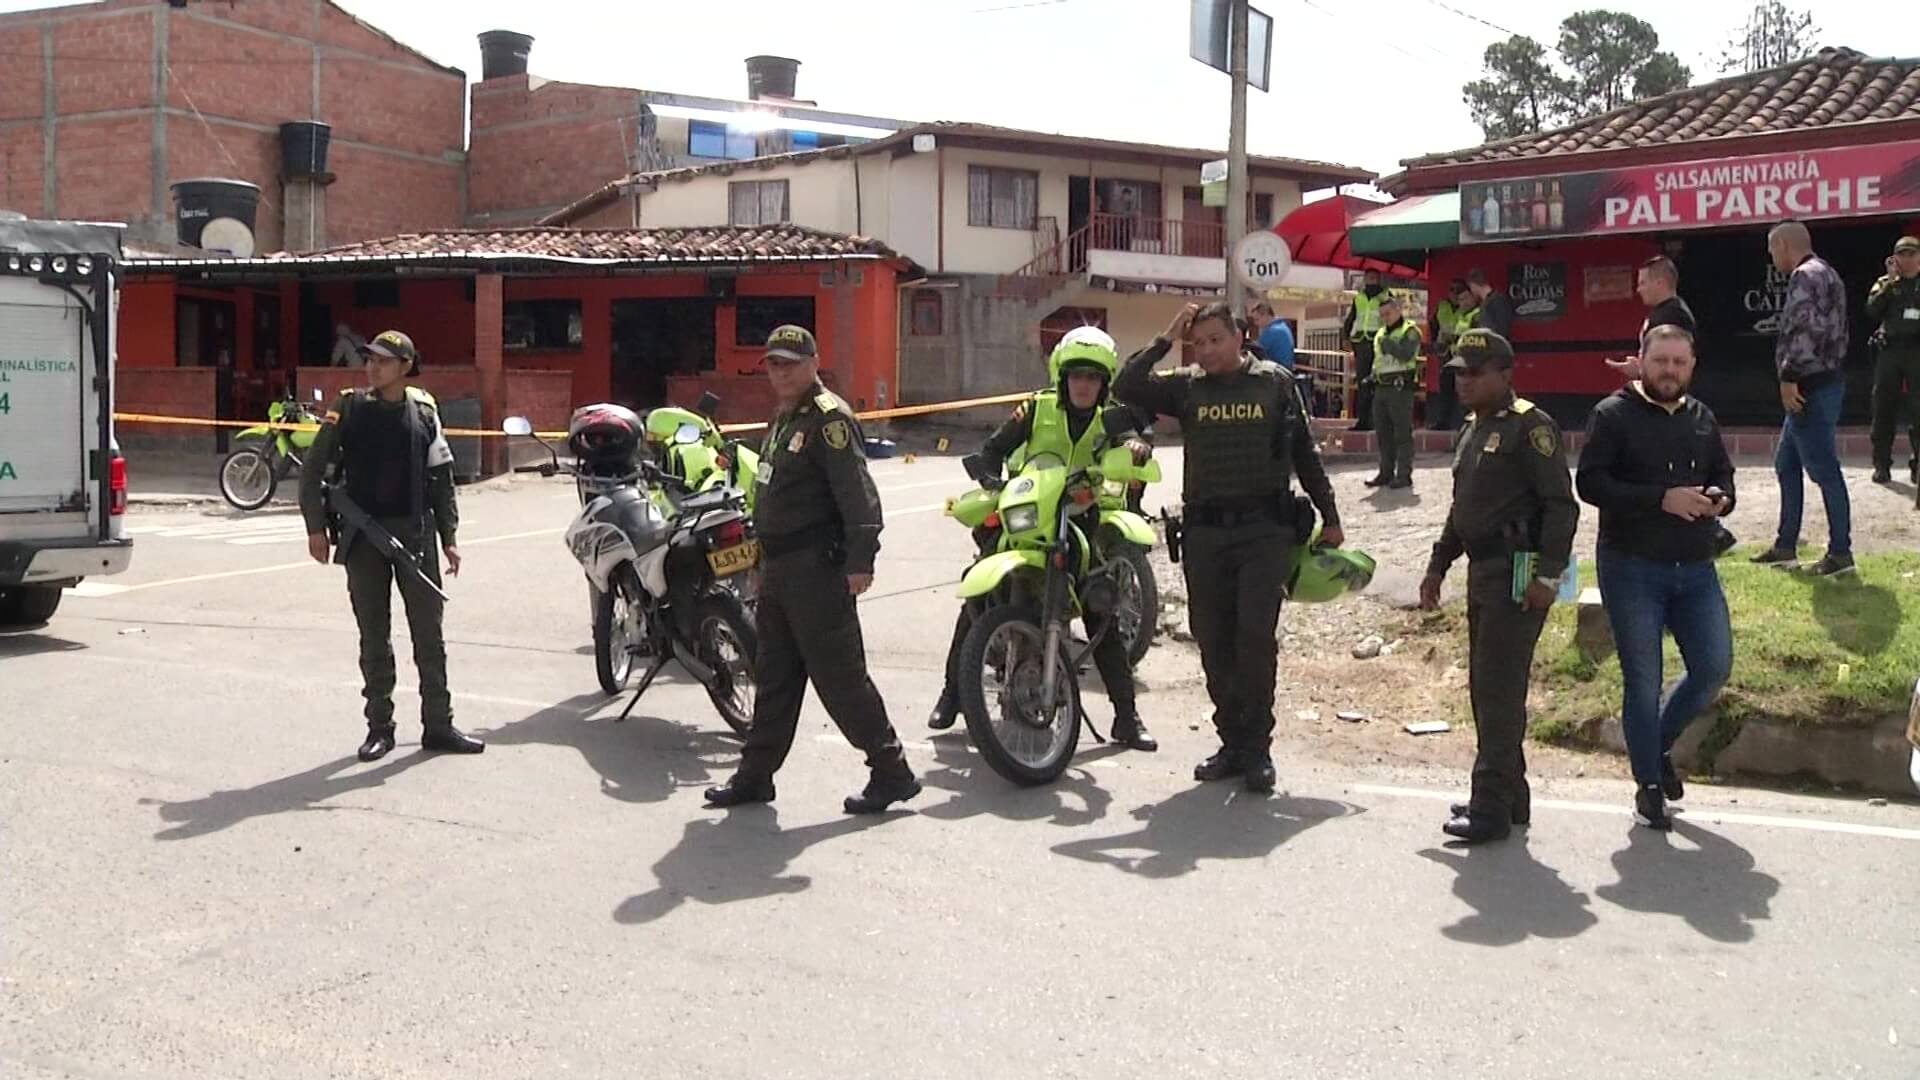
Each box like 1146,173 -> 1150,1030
5,451 -> 1919,1080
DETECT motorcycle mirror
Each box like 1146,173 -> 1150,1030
312,387 -> 323,403
673,422 -> 701,445
502,416 -> 534,437
695,390 -> 721,418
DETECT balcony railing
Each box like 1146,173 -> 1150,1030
1087,212 -> 1227,259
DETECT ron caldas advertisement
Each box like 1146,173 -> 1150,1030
1457,138 -> 1920,242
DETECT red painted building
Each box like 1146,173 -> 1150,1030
0,0 -> 466,252
116,225 -> 919,466
1366,47 -> 1920,430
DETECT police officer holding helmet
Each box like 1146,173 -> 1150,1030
299,330 -> 484,762
705,325 -> 920,815
1419,329 -> 1578,843
1116,302 -> 1343,793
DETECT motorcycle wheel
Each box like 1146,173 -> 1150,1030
957,604 -> 1081,786
218,444 -> 276,511
594,571 -> 642,695
695,593 -> 758,736
1109,541 -> 1159,668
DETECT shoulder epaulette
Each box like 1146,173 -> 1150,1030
1510,397 -> 1536,414
812,390 -> 839,415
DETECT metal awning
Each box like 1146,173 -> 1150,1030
1348,192 -> 1461,256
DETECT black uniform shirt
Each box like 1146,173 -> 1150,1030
1427,394 -> 1578,580
753,381 -> 884,573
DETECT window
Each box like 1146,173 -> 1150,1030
503,299 -> 583,351
968,165 -> 1039,230
728,180 -> 790,226
688,119 -> 756,161
352,279 -> 399,308
909,290 -> 944,336
736,296 -> 815,347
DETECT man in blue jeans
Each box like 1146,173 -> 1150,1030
1754,220 -> 1854,577
1577,324 -> 1736,830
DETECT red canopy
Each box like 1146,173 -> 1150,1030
1274,194 -> 1424,279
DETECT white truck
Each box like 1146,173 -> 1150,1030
0,219 -> 131,629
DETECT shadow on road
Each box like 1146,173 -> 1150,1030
1050,783 -> 1355,878
613,807 -> 890,925
917,734 -> 1117,828
1596,819 -> 1779,943
0,631 -> 87,658
479,691 -> 739,805
141,751 -> 440,841
1808,577 -> 1899,657
1418,837 -> 1599,946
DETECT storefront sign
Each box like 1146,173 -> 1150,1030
1458,138 -> 1920,243
1508,261 -> 1567,319
1583,265 -> 1636,303
1087,274 -> 1220,298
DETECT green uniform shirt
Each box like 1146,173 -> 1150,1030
1373,318 -> 1423,378
1427,394 -> 1578,580
753,381 -> 884,573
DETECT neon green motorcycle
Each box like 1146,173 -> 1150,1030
645,391 -> 759,514
218,387 -> 324,511
945,416 -> 1162,785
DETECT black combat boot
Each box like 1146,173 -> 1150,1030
928,688 -> 958,731
1194,747 -> 1244,782
1111,712 -> 1158,752
1242,751 -> 1278,794
357,724 -> 397,763
843,767 -> 922,815
421,725 -> 485,754
704,774 -> 776,808
1442,810 -> 1512,844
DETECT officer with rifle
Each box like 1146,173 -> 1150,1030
299,330 -> 484,762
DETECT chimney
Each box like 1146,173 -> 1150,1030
745,55 -> 800,101
479,30 -> 534,81
279,120 -> 333,252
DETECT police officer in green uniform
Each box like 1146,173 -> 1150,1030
299,330 -> 484,762
1866,235 -> 1920,484
1365,293 -> 1423,489
1115,302 -> 1344,793
1343,269 -> 1388,431
1418,330 -> 1578,843
705,325 -> 920,815
1427,280 -> 1472,430
927,326 -> 1158,751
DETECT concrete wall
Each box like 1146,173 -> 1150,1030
0,0 -> 465,251
637,157 -> 858,233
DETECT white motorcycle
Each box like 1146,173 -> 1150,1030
505,408 -> 759,735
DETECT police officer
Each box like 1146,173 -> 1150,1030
1866,236 -> 1920,484
299,330 -> 484,762
1365,293 -> 1423,489
1418,330 -> 1578,844
1427,280 -> 1472,430
1115,302 -> 1344,793
1343,269 -> 1388,430
704,325 -> 920,814
927,326 -> 1158,751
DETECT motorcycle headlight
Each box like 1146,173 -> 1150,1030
1002,504 -> 1040,533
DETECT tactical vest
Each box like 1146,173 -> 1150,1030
1180,359 -> 1292,505
340,391 -> 435,520
1024,390 -> 1106,471
1434,300 -> 1461,340
1373,319 -> 1423,377
1350,290 -> 1385,339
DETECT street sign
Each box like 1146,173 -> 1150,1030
1201,159 -> 1228,184
1189,0 -> 1273,92
1233,230 -> 1292,289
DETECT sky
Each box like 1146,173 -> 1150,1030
4,0 -> 1905,183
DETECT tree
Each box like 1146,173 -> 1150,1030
1462,35 -> 1575,142
1557,10 -> 1691,116
1720,0 -> 1819,74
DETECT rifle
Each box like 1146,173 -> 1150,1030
325,484 -> 451,603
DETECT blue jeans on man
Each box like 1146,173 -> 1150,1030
1773,379 -> 1852,557
1596,550 -> 1734,786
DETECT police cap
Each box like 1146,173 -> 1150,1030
1445,328 -> 1516,370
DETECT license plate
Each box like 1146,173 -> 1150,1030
707,539 -> 760,576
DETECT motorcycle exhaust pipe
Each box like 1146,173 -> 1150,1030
671,639 -> 718,685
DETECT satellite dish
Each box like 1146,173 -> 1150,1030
199,217 -> 255,257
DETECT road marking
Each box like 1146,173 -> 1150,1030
1352,783 -> 1920,842
878,478 -> 962,495
74,528 -> 565,595
70,581 -> 130,597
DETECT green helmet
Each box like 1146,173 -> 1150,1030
1047,326 -> 1119,386
1286,528 -> 1377,603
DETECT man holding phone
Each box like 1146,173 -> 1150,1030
1576,324 -> 1735,830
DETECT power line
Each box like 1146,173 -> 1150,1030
1419,0 -> 1523,39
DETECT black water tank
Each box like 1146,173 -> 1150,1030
478,30 -> 533,80
171,178 -> 260,251
280,121 -> 332,179
745,55 -> 799,100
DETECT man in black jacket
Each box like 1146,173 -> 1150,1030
1576,324 -> 1735,831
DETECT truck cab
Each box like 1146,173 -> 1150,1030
0,219 -> 131,629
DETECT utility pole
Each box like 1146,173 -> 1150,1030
1224,0 -> 1250,310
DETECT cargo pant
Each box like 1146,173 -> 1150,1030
1182,519 -> 1296,759
344,520 -> 452,732
1463,557 -> 1548,820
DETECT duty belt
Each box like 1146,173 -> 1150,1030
758,520 -> 841,559
1375,373 -> 1417,388
1462,536 -> 1515,561
1184,499 -> 1285,529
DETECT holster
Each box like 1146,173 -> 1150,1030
1164,510 -> 1184,564
1292,494 -> 1316,540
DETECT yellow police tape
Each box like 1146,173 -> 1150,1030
112,389 -> 1037,442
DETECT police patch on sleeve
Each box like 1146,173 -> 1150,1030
822,419 -> 852,450
1529,423 -> 1558,458
425,415 -> 455,468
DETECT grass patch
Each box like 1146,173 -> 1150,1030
1407,549 -> 1920,753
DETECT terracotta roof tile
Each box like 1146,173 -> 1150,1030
292,225 -> 902,264
1405,47 -> 1920,169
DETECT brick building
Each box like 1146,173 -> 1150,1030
0,0 -> 466,252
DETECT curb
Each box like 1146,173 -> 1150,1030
1570,712 -> 1915,798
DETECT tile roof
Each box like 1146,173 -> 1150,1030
128,225 -> 911,271
1405,47 -> 1920,169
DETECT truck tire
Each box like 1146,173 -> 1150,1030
0,585 -> 62,628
